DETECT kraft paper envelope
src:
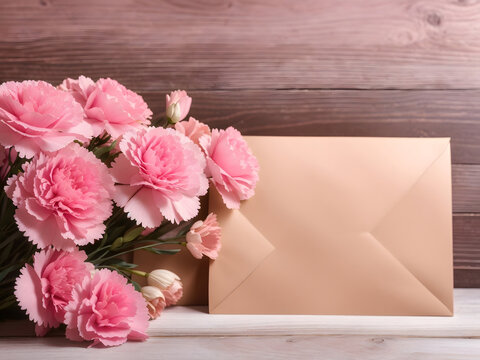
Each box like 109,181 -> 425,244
209,137 -> 453,316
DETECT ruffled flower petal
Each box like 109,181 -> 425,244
0,80 -> 93,158
111,127 -> 208,227
64,269 -> 149,347
5,143 -> 114,250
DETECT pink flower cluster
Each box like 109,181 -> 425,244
15,248 -> 149,346
0,78 -> 259,348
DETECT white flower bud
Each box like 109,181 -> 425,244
166,102 -> 182,123
141,285 -> 165,301
147,269 -> 180,290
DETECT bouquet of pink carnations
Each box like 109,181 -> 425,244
0,77 -> 259,347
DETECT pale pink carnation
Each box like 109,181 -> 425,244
5,143 -> 115,251
0,145 -> 16,180
141,286 -> 166,320
111,127 -> 208,227
175,117 -> 210,146
186,213 -> 221,260
163,280 -> 183,307
147,269 -> 183,307
0,80 -> 93,158
58,76 -> 95,106
166,90 -> 192,123
63,77 -> 152,139
58,76 -> 104,137
200,127 -> 259,209
14,248 -> 93,336
64,269 -> 149,347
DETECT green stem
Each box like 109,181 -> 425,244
86,243 -> 111,261
97,265 -> 147,279
142,235 -> 185,242
119,268 -> 147,277
92,248 -> 112,262
92,239 -> 185,265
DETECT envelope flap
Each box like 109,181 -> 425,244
209,189 -> 275,313
371,141 -> 453,313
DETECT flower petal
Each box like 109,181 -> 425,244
123,187 -> 164,228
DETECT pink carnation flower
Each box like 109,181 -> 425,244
200,127 -> 259,209
166,90 -> 192,123
58,75 -> 95,106
14,248 -> 93,336
111,127 -> 208,227
64,269 -> 149,347
0,80 -> 93,158
58,76 -> 103,137
186,213 -> 221,260
175,117 -> 211,146
60,77 -> 152,139
5,143 -> 115,251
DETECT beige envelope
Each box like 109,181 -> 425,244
209,136 -> 453,316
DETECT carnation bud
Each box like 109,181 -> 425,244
141,285 -> 166,320
110,237 -> 124,250
141,286 -> 165,301
147,269 -> 180,290
123,226 -> 144,243
165,90 -> 191,124
166,102 -> 182,123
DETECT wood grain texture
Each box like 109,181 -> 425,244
142,90 -> 480,164
454,215 -> 480,287
453,166 -> 480,213
146,289 -> 480,338
1,336 -> 479,360
2,0 -> 480,90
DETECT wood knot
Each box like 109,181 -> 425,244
426,12 -> 442,27
371,337 -> 385,344
457,0 -> 478,6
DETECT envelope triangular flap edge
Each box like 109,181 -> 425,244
208,188 -> 275,313
371,142 -> 453,314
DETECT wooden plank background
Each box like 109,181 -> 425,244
0,0 -> 479,287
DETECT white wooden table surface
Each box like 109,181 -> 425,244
1,289 -> 480,359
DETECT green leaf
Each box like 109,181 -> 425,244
100,258 -> 138,269
144,248 -> 181,255
0,231 -> 22,251
0,240 -> 14,265
0,264 -> 18,283
109,224 -> 128,241
129,279 -> 142,292
93,146 -> 112,158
